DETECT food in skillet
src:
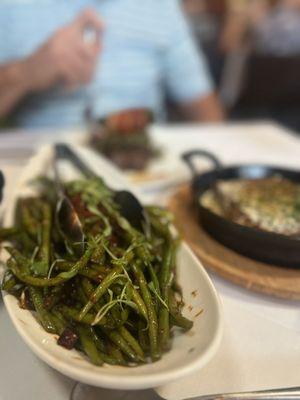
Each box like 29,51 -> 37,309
89,109 -> 159,171
0,176 -> 193,366
201,176 -> 300,236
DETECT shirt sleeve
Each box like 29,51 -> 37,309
162,0 -> 214,103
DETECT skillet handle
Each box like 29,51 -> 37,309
181,150 -> 222,177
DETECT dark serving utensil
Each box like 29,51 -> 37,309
54,147 -> 85,256
182,149 -> 300,268
113,190 -> 150,233
54,143 -> 149,234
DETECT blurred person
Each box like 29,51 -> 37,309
183,0 -> 227,85
221,0 -> 300,131
218,0 -> 271,107
253,0 -> 300,55
220,0 -> 271,53
220,0 -> 300,55
0,1 -> 224,130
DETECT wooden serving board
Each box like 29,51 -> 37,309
168,185 -> 300,300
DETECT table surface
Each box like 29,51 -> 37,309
1,121 -> 300,400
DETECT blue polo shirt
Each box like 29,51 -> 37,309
0,0 -> 213,128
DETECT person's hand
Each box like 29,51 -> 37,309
22,8 -> 102,92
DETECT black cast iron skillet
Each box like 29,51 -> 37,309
182,150 -> 300,268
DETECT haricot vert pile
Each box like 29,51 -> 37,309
0,176 -> 193,366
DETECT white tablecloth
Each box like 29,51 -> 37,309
1,122 -> 300,400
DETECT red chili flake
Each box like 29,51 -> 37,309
194,309 -> 203,318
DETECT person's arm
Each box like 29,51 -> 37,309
0,61 -> 29,117
163,0 -> 225,122
220,0 -> 271,53
180,92 -> 225,122
0,8 -> 102,119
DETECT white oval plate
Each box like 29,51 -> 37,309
1,145 -> 223,390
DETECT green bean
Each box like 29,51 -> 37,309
120,307 -> 129,323
81,277 -> 95,298
87,328 -> 125,365
89,326 -> 106,352
77,283 -> 89,306
107,342 -> 125,365
17,233 -> 36,254
59,305 -> 107,326
50,312 -> 66,335
138,320 -> 149,352
8,245 -> 94,287
81,278 -> 106,315
168,291 -> 193,331
79,269 -> 105,282
43,285 -> 63,310
158,307 -> 170,351
134,244 -> 153,265
158,243 -> 173,351
77,325 -> 103,365
56,261 -> 104,283
146,206 -> 173,221
112,248 -> 135,266
170,314 -> 193,331
89,263 -> 110,279
36,202 -> 52,276
52,308 -> 68,328
118,326 -> 145,361
29,287 -> 56,334
99,351 -> 124,366
55,245 -> 94,280
5,247 -> 30,272
151,218 -> 171,240
91,245 -> 106,264
0,227 -> 20,242
79,264 -> 123,320
103,330 -> 139,362
1,270 -> 19,292
20,201 -> 39,238
148,263 -> 160,293
132,262 -> 160,361
126,283 -> 148,321
111,305 -> 125,327
147,263 -> 161,311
